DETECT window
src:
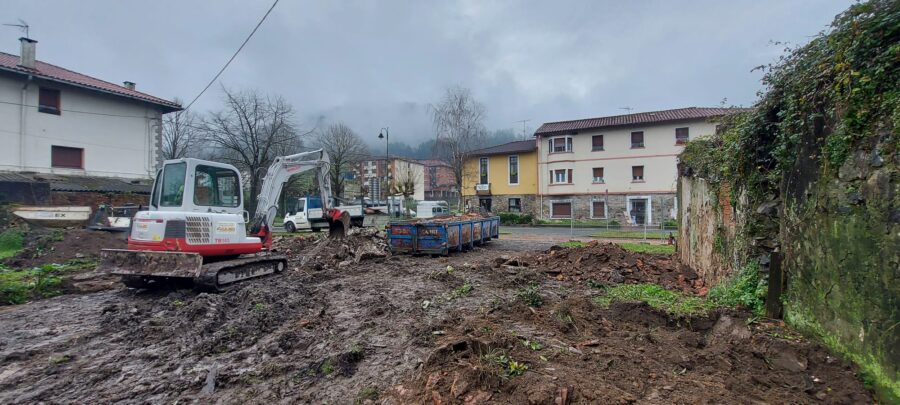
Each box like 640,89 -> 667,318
479,157 -> 489,184
631,131 -> 644,148
592,135 -> 604,151
150,169 -> 161,208
160,162 -> 187,207
675,127 -> 689,145
549,136 -> 573,153
194,165 -> 240,207
50,145 -> 83,169
38,88 -> 61,115
632,165 -> 644,181
508,198 -> 522,213
550,168 -> 572,184
550,201 -> 572,218
592,167 -> 604,183
591,200 -> 607,219
508,155 -> 519,184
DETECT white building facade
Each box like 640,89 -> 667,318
0,38 -> 180,180
535,107 -> 745,225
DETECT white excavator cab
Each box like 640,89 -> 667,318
149,159 -> 245,216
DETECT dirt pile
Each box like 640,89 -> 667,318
273,227 -> 389,269
388,298 -> 871,404
3,228 -> 126,269
493,241 -> 703,293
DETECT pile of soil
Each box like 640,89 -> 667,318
3,228 -> 126,269
494,241 -> 703,294
388,298 -> 870,404
272,227 -> 389,270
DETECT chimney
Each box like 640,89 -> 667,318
18,37 -> 37,69
123,81 -> 136,90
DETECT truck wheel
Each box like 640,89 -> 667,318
284,222 -> 296,233
311,227 -> 322,233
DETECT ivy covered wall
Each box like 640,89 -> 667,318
678,1 -> 898,399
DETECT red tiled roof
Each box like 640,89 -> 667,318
469,140 -> 536,156
534,107 -> 749,136
0,51 -> 181,112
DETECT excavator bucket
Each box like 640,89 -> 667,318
99,249 -> 204,281
328,210 -> 351,239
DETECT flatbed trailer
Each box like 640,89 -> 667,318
387,216 -> 500,255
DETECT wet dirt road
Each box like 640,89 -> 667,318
0,236 -> 871,404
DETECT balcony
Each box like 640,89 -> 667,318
475,183 -> 491,195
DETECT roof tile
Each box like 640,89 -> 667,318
0,52 -> 180,111
534,107 -> 750,136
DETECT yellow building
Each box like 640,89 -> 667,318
462,140 -> 537,214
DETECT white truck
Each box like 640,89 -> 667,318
414,201 -> 450,219
283,196 -> 364,233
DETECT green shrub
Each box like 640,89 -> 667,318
498,213 -> 533,225
662,218 -> 679,228
0,229 -> 24,259
708,262 -> 766,316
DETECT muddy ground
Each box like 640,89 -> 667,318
0,232 -> 872,404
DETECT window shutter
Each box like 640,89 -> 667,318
593,167 -> 603,178
592,135 -> 603,150
51,146 -> 83,168
592,201 -> 605,218
552,202 -> 571,217
39,88 -> 61,115
567,169 -> 573,183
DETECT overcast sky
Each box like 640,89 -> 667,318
2,0 -> 852,146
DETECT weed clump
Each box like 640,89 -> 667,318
516,284 -> 543,308
707,262 -> 766,316
594,284 -> 712,316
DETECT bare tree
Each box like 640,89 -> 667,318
391,162 -> 421,217
202,88 -> 306,213
430,86 -> 487,209
161,98 -> 201,159
312,123 -> 368,200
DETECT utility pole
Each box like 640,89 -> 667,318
514,119 -> 531,140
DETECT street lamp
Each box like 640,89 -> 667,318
378,127 -> 389,210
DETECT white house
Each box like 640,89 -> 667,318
534,107 -> 747,225
0,37 -> 181,180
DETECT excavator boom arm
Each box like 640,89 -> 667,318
250,149 -> 342,243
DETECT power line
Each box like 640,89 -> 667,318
183,0 -> 280,112
0,99 -> 158,118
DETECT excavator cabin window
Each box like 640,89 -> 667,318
160,163 -> 186,207
193,165 -> 241,208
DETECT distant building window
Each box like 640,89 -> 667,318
632,165 -> 644,181
675,127 -> 689,145
50,145 -> 83,169
508,198 -> 522,212
479,157 -> 489,184
592,135 -> 604,151
549,136 -> 573,153
39,88 -> 61,115
550,168 -> 572,184
631,131 -> 644,148
592,167 -> 604,183
591,200 -> 607,219
508,155 -> 519,184
550,201 -> 572,218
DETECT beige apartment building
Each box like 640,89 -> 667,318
534,107 -> 745,225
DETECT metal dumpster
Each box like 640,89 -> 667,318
387,216 -> 500,255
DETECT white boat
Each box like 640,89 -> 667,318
12,206 -> 92,227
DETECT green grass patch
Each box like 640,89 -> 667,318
593,284 -> 713,316
0,259 -> 97,305
591,230 -> 667,239
558,240 -> 586,248
619,243 -> 675,254
707,262 -> 766,316
0,229 -> 24,259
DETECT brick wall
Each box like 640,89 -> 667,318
50,191 -> 149,210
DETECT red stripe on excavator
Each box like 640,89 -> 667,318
128,238 -> 263,256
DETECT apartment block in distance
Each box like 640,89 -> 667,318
462,140 -> 537,214
534,107 -> 745,225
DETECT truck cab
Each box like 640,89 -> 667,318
283,196 -> 364,232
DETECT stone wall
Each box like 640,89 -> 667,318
540,194 -> 676,224
464,194 -> 536,216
